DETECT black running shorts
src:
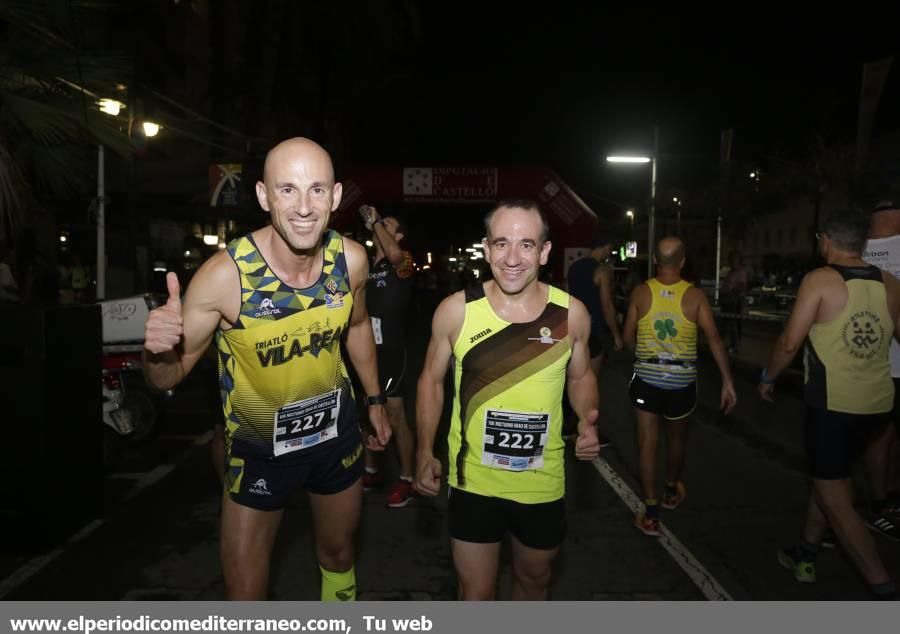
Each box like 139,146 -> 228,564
805,407 -> 888,480
376,346 -> 407,398
629,374 -> 697,420
448,487 -> 566,550
892,378 -> 900,429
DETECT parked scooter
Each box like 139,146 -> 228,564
99,293 -> 170,467
102,348 -> 162,440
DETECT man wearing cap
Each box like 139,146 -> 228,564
566,235 -> 622,445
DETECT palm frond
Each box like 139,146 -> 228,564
0,140 -> 29,240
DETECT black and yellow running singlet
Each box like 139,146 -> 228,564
449,284 -> 571,504
215,230 -> 357,459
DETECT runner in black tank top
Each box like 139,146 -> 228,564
564,235 -> 622,445
359,207 -> 417,507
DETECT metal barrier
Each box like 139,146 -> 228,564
712,310 -> 789,323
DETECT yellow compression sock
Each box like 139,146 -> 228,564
320,565 -> 356,601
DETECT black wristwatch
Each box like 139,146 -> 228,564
366,393 -> 387,406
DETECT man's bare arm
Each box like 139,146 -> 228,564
416,293 -> 463,458
566,299 -> 600,420
143,253 -> 232,390
694,289 -> 737,414
343,239 -> 392,449
881,270 -> 900,341
596,265 -> 622,347
373,222 -> 405,267
623,285 -> 644,350
694,289 -> 733,385
343,241 -> 381,398
566,298 -> 601,460
764,270 -> 824,380
414,292 -> 464,495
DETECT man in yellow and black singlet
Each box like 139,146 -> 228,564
623,237 -> 736,537
414,199 -> 602,600
761,207 -> 899,599
143,137 -> 391,601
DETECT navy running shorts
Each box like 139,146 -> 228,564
225,431 -> 364,511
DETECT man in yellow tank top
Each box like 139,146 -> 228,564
142,138 -> 391,601
415,199 -> 601,600
624,237 -> 736,537
760,208 -> 899,599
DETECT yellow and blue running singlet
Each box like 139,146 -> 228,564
215,230 -> 357,461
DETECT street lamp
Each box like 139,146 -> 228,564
96,99 -> 160,299
673,196 -> 683,235
607,143 -> 658,276
749,169 -> 761,192
95,102 -> 123,300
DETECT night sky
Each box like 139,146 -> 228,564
344,6 -> 900,217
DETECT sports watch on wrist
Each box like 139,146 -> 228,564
366,393 -> 387,406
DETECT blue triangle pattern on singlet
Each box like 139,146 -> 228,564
221,370 -> 234,392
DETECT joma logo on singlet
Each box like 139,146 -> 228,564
469,328 -> 492,344
256,326 -> 344,367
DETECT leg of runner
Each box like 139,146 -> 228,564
635,408 -> 661,535
862,424 -> 900,540
452,540 -> 501,600
220,497 -> 283,600
510,538 -> 558,600
589,353 -> 610,447
362,447 -> 382,490
210,423 -> 226,487
636,409 -> 660,503
809,478 -> 890,585
589,352 -> 604,378
663,417 -> 689,509
309,480 -> 363,601
385,396 -> 415,507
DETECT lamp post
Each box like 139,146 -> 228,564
607,152 -> 657,274
673,196 -> 683,235
95,98 -> 123,300
95,98 -> 159,299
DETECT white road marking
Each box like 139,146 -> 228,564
592,456 -> 733,601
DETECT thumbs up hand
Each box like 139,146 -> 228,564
574,409 -> 601,461
144,272 -> 184,354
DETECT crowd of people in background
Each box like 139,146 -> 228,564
0,236 -> 94,306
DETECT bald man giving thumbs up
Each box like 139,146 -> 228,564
142,137 -> 390,603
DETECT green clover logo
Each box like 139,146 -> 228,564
654,318 -> 678,340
